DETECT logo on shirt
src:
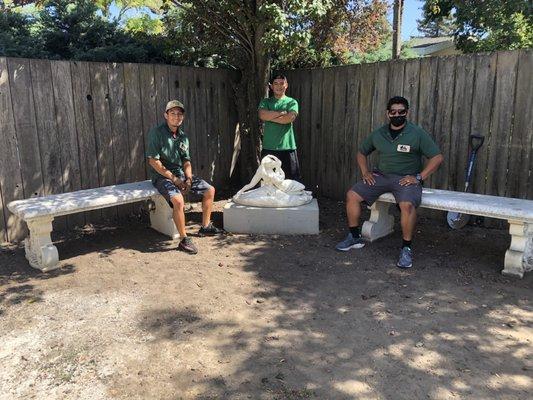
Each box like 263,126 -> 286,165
179,142 -> 188,153
397,144 -> 411,153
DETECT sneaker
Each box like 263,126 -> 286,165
335,233 -> 365,251
198,222 -> 223,236
178,236 -> 198,254
397,246 -> 413,268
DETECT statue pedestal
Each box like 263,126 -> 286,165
223,199 -> 319,235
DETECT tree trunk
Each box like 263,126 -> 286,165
234,23 -> 270,183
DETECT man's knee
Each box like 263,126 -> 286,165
170,194 -> 185,209
347,190 -> 363,203
204,185 -> 215,199
398,201 -> 415,214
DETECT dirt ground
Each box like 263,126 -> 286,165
0,198 -> 532,400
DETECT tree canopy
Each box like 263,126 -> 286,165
421,0 -> 532,52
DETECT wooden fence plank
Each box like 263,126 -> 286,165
71,61 -> 100,224
194,69 -> 209,180
371,61 -> 389,130
403,59 -> 421,124
387,59 -> 405,99
51,60 -> 84,229
308,68 -> 323,192
357,63 -> 375,174
343,65 -> 361,188
90,62 -> 117,221
470,53 -> 497,195
449,55 -> 475,191
432,56 -> 456,189
417,57 -> 439,135
486,51 -> 519,197
108,62 -> 132,219
299,69 -> 313,187
508,49 -> 533,199
319,68 -> 335,196
154,64 -> 170,119
30,58 -> 66,231
124,63 -> 146,184
7,58 -> 43,199
331,67 -> 348,199
139,64 -> 158,178
0,57 -> 25,242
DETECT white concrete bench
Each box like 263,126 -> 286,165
7,181 -> 179,272
362,189 -> 533,278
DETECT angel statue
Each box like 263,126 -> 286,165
232,155 -> 313,207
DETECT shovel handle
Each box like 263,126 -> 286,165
469,135 -> 485,152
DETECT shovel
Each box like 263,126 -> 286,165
447,134 -> 485,229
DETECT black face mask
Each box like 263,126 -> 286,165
390,115 -> 406,127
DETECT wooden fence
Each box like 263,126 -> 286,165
284,49 -> 532,202
0,57 -> 238,243
1,50 -> 532,243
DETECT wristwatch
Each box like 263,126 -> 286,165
415,173 -> 423,183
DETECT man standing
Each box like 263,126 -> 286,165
147,100 -> 222,254
258,74 -> 300,180
336,96 -> 444,268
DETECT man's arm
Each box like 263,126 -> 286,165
259,109 -> 285,121
420,154 -> 444,180
148,157 -> 186,190
272,111 -> 298,124
357,151 -> 376,185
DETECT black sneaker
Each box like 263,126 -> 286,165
178,237 -> 198,254
198,222 -> 223,236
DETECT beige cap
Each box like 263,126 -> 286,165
165,100 -> 185,113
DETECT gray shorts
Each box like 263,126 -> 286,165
153,175 -> 212,207
350,172 -> 422,207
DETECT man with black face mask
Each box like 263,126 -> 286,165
336,96 -> 444,269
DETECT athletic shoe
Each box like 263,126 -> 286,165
178,237 -> 198,254
397,247 -> 413,268
198,222 -> 223,236
335,233 -> 365,251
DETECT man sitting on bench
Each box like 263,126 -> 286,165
147,100 -> 222,255
336,96 -> 444,269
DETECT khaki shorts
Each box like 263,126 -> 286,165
351,171 -> 422,207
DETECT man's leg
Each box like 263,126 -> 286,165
201,186 -> 215,227
170,193 -> 187,238
346,189 -> 364,227
398,201 -> 416,241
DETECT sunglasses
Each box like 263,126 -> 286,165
388,109 -> 407,116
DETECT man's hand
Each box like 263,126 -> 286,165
171,176 -> 187,192
362,171 -> 376,185
183,177 -> 192,193
399,175 -> 419,186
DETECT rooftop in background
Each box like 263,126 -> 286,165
409,36 -> 461,57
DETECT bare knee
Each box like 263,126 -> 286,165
346,190 -> 363,204
204,186 -> 215,199
170,194 -> 185,210
399,202 -> 415,215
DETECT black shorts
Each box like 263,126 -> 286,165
261,149 -> 301,181
351,172 -> 422,207
152,175 -> 212,207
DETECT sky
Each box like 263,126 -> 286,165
400,0 -> 425,39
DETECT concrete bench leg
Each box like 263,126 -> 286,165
24,217 -> 59,272
362,201 -> 395,242
502,221 -> 533,278
149,195 -> 180,240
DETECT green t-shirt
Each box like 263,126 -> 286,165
359,122 -> 441,175
146,122 -> 191,181
259,95 -> 299,150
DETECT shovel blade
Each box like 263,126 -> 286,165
447,211 -> 470,229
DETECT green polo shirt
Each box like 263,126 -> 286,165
259,95 -> 299,150
146,122 -> 191,181
359,122 -> 441,175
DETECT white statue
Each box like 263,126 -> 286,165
232,155 -> 313,207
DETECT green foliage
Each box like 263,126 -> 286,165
421,0 -> 533,52
0,10 -> 47,57
350,39 -> 417,64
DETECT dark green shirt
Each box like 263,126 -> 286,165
259,95 -> 299,150
146,122 -> 191,181
359,122 -> 441,175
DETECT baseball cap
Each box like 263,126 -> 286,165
165,100 -> 185,113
